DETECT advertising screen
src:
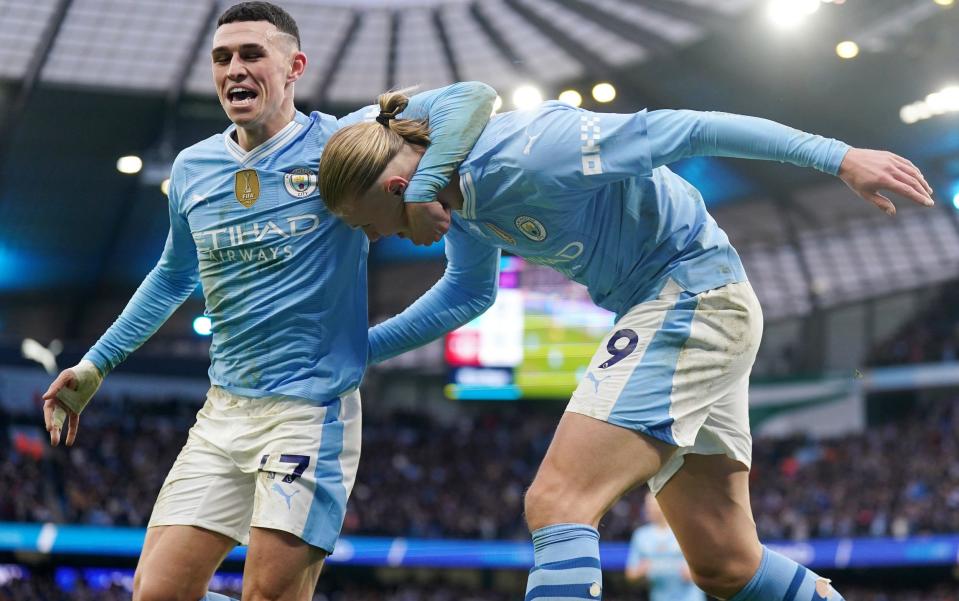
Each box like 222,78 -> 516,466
445,257 -> 614,400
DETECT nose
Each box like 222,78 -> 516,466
227,54 -> 246,80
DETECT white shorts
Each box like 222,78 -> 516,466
566,280 -> 762,494
148,386 -> 361,553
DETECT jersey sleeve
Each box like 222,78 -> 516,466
334,82 -> 496,203
368,223 -> 500,363
82,163 -> 200,374
516,105 -> 654,193
647,109 -> 850,175
399,82 -> 497,202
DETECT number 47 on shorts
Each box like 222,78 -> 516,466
259,453 -> 310,484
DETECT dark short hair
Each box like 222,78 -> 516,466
217,2 -> 301,49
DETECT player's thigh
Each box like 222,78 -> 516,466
242,526 -> 327,601
526,411 -> 675,530
655,453 -> 762,591
133,525 -> 236,601
247,390 -> 362,554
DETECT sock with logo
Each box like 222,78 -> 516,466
525,523 -> 604,601
729,546 -> 844,601
199,593 -> 238,601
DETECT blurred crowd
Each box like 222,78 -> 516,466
2,396 -> 959,543
0,403 -> 194,527
870,286 -> 959,366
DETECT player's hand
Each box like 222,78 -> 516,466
838,148 -> 934,216
404,201 -> 451,246
41,360 -> 102,446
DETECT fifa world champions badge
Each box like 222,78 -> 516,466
284,167 -> 318,198
234,169 -> 260,208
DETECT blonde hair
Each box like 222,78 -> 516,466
319,90 -> 431,214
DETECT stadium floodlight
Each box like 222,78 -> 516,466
767,0 -> 820,29
160,178 -> 171,196
492,95 -> 503,114
558,90 -> 583,107
835,41 -> 859,59
953,192 -> 959,211
512,85 -> 543,110
193,315 -> 213,336
116,155 -> 143,175
899,105 -> 920,124
937,86 -> 959,111
592,83 -> 616,103
934,0 -> 953,6
901,85 -> 959,124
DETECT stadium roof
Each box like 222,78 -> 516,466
0,0 -> 755,102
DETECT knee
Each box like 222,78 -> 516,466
243,562 -> 324,601
243,586 -> 282,601
686,552 -> 760,599
133,573 -> 207,601
524,473 -> 593,532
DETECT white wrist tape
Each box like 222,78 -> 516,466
52,360 -> 103,428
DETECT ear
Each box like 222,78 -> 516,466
385,176 -> 410,197
288,51 -> 307,83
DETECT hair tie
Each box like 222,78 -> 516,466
375,113 -> 393,126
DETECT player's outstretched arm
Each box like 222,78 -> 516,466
42,360 -> 103,446
647,109 -> 934,213
837,148 -> 934,215
43,166 -> 199,446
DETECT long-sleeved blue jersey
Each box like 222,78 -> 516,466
369,103 -> 849,363
84,82 -> 495,401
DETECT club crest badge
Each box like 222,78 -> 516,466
484,222 -> 516,245
234,169 -> 260,208
515,216 -> 547,242
283,167 -> 317,198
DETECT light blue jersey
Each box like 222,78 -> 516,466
628,524 -> 706,601
84,83 -> 495,402
369,103 -> 848,362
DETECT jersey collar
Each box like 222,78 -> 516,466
223,112 -> 308,167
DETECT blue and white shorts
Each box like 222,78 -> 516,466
148,386 -> 362,553
566,279 -> 762,494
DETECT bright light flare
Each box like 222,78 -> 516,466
767,0 -> 820,29
492,95 -> 503,114
160,178 -> 170,196
902,85 -> 959,124
835,41 -> 859,59
116,155 -> 143,175
512,85 -> 543,110
591,83 -> 616,103
934,0 -> 953,7
558,90 -> 582,107
193,316 -> 213,336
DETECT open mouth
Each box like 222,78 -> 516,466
227,87 -> 258,107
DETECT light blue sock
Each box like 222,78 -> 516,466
525,523 -> 603,601
730,547 -> 844,601
200,593 -> 239,601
